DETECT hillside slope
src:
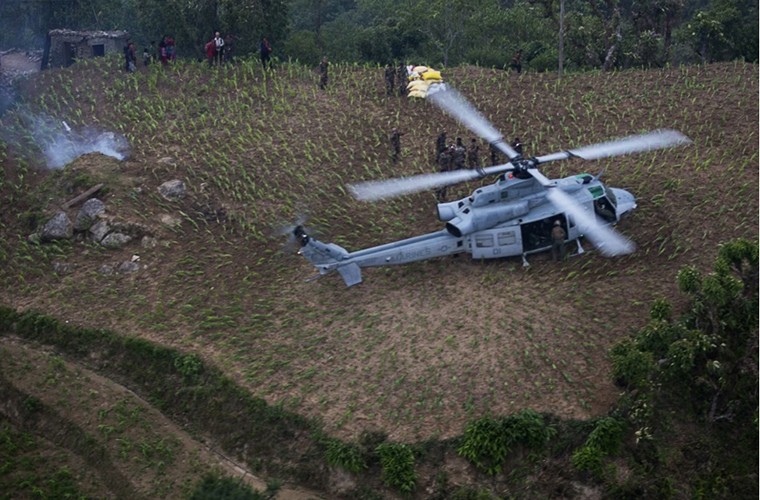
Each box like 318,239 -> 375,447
0,58 -> 757,444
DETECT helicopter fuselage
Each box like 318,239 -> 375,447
296,173 -> 637,286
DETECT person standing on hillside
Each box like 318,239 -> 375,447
166,35 -> 176,63
436,145 -> 453,201
511,137 -> 524,156
214,32 -> 224,66
551,220 -> 566,261
260,37 -> 273,70
453,137 -> 466,170
510,49 -> 522,74
158,36 -> 168,66
435,130 -> 446,162
390,128 -> 405,163
384,63 -> 395,96
467,138 -> 480,168
205,38 -> 215,66
396,62 -> 407,96
224,34 -> 235,63
489,143 -> 501,166
318,56 -> 329,89
124,40 -> 136,72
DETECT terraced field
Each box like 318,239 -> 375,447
0,56 -> 757,453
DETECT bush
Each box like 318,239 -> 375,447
375,442 -> 416,493
571,417 -> 624,477
325,439 -> 367,474
174,353 -> 204,379
610,341 -> 655,389
458,410 -> 554,475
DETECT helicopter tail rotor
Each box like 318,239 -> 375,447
290,225 -> 363,286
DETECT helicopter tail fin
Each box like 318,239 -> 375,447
293,226 -> 363,286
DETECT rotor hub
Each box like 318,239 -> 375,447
512,158 -> 535,179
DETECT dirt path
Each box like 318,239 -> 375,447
0,335 -> 323,500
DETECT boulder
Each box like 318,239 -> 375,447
158,213 -> 182,228
101,232 -> 132,249
118,261 -> 140,273
98,264 -> 114,275
141,236 -> 158,248
40,211 -> 73,242
158,179 -> 186,200
52,261 -> 75,275
73,198 -> 105,231
89,219 -> 111,243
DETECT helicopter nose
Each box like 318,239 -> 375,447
612,188 -> 637,217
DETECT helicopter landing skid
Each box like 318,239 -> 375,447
576,238 -> 585,255
521,254 -> 530,268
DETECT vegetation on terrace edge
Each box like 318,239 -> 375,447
1,238 -> 756,497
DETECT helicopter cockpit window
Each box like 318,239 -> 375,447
604,185 -> 618,207
594,197 -> 616,223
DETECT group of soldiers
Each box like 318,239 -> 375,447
384,63 -> 408,97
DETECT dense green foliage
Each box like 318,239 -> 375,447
609,238 -> 758,495
375,442 -> 417,493
0,0 -> 756,68
324,438 -> 367,474
457,409 -> 555,475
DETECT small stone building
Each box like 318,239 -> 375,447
43,29 -> 130,69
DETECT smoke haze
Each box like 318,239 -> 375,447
6,110 -> 130,169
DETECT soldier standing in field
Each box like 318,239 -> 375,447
435,130 -> 447,162
390,128 -> 405,163
396,63 -> 408,96
453,138 -> 466,170
318,56 -> 329,89
436,145 -> 453,201
384,63 -> 395,96
467,138 -> 480,168
489,143 -> 501,166
512,137 -> 524,156
551,220 -> 566,261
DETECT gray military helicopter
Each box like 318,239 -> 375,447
293,85 -> 691,287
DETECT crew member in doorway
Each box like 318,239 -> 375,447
551,220 -> 566,261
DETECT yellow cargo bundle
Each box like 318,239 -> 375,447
412,65 -> 428,73
422,70 -> 442,81
408,90 -> 427,98
407,80 -> 431,91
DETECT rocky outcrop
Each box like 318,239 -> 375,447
40,211 -> 73,242
73,198 -> 105,231
158,179 -> 186,201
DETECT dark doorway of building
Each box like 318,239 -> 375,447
92,44 -> 105,57
64,43 -> 76,66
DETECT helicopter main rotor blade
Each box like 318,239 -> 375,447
546,188 -> 635,257
535,129 -> 692,164
349,164 -> 514,202
427,85 -> 519,160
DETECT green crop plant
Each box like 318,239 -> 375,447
376,442 -> 417,493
